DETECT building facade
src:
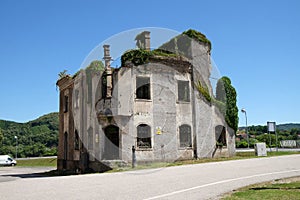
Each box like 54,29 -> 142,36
56,30 -> 236,172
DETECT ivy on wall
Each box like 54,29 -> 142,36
195,76 -> 238,133
216,76 -> 239,132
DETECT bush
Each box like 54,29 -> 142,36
236,140 -> 248,148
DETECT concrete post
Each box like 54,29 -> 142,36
132,145 -> 136,168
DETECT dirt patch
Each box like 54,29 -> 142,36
272,176 -> 300,184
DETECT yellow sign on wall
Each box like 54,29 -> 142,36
156,126 -> 162,135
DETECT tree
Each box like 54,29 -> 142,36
0,112 -> 59,158
0,128 -> 3,144
216,76 -> 239,132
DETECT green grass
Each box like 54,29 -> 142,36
17,158 -> 57,167
223,178 -> 300,200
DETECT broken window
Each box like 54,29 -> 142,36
63,96 -> 69,113
137,124 -> 152,148
136,77 -> 150,100
75,130 -> 79,150
178,81 -> 190,102
179,125 -> 192,148
215,125 -> 227,146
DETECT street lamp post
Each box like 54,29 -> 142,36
241,108 -> 250,149
14,136 -> 18,159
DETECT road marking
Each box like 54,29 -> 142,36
143,169 -> 300,200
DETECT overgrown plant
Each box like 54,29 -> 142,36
122,29 -> 210,66
121,49 -> 178,66
182,29 -> 211,52
58,70 -> 68,79
216,76 -> 239,132
195,80 -> 212,103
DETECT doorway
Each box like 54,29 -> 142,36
103,125 -> 120,160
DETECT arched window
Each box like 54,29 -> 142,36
137,124 -> 151,148
179,125 -> 192,148
136,77 -> 151,100
178,80 -> 190,102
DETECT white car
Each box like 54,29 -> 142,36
0,155 -> 17,166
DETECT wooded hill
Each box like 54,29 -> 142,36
237,123 -> 300,148
239,123 -> 300,132
0,112 -> 58,158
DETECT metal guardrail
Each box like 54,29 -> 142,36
236,148 -> 300,153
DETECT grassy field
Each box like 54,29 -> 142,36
16,157 -> 57,167
222,177 -> 300,200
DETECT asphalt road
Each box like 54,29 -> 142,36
0,155 -> 299,200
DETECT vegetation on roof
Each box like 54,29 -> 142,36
86,60 -> 105,72
122,29 -> 212,66
182,29 -> 211,51
121,49 -> 178,66
72,60 -> 104,79
58,70 -> 68,79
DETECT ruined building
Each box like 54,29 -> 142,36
56,30 -> 236,172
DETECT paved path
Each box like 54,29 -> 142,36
0,167 -> 55,183
0,155 -> 299,200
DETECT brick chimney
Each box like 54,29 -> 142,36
144,31 -> 150,51
103,44 -> 112,69
135,31 -> 151,51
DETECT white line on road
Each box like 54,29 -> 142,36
143,169 -> 300,200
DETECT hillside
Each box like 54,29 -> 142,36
277,123 -> 300,131
237,123 -> 300,148
239,123 -> 300,131
0,112 -> 59,158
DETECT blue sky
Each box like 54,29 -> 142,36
0,0 -> 299,126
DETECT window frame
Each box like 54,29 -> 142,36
136,76 -> 151,100
137,124 -> 152,149
215,125 -> 227,147
177,80 -> 190,102
179,124 -> 192,148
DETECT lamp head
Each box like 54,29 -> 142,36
241,108 -> 246,113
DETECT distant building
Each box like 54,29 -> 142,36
56,30 -> 236,172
